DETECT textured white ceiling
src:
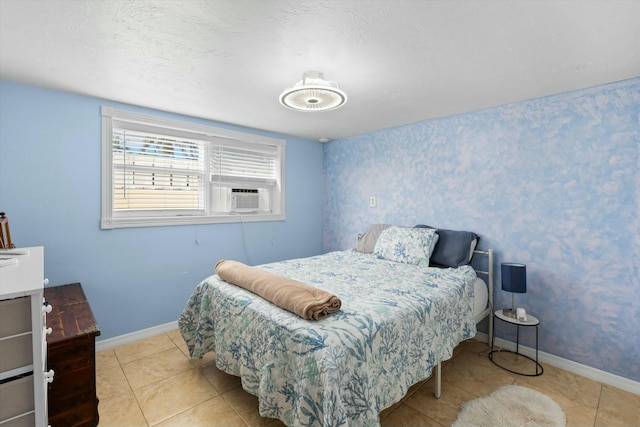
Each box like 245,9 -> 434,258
1,0 -> 638,141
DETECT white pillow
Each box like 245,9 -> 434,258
355,224 -> 391,253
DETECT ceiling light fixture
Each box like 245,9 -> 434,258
279,71 -> 347,112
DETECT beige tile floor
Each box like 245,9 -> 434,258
96,330 -> 639,427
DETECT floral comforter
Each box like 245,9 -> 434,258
179,250 -> 477,427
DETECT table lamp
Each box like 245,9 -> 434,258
501,263 -> 526,319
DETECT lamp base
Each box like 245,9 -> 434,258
502,308 -> 517,319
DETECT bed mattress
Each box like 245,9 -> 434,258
179,250 -> 478,426
473,276 -> 488,319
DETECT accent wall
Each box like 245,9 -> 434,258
322,78 -> 640,382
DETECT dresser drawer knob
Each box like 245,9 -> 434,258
44,369 -> 55,383
43,303 -> 53,314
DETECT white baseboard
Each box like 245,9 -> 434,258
475,332 -> 640,396
96,320 -> 179,352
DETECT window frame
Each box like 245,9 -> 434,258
101,106 -> 285,229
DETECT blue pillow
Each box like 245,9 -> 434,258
415,225 -> 478,268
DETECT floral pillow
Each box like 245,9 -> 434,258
373,226 -> 439,266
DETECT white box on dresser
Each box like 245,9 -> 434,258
0,247 -> 51,427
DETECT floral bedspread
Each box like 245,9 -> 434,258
179,250 -> 477,427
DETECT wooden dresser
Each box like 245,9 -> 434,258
45,283 -> 100,427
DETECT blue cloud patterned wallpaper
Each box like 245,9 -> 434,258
322,78 -> 640,382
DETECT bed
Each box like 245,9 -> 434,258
179,225 -> 493,427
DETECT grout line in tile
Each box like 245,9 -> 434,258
219,389 -> 257,427
119,336 -> 183,427
592,385 -> 603,427
131,364 -> 201,394
155,396 -> 230,427
424,413 -> 447,427
114,333 -> 180,365
133,392 -> 151,427
167,330 -> 184,346
120,343 -> 197,392
120,349 -> 152,427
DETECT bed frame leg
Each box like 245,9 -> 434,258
434,362 -> 441,399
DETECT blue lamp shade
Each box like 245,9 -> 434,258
501,263 -> 527,293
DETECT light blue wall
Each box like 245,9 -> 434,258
323,78 -> 640,382
0,80 -> 324,340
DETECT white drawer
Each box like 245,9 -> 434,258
0,297 -> 31,338
0,412 -> 35,427
0,374 -> 34,422
0,334 -> 33,373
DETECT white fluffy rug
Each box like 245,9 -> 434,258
452,385 -> 567,427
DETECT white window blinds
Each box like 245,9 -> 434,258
210,142 -> 277,186
112,129 -> 206,212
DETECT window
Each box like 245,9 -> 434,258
101,107 -> 285,229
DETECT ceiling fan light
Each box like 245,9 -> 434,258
280,71 -> 347,112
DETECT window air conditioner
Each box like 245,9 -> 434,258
231,189 -> 259,212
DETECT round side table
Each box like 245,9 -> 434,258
489,309 -> 543,376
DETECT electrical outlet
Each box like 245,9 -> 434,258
369,196 -> 377,208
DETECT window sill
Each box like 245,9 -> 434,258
101,213 -> 286,229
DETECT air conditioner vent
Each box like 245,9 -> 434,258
231,189 -> 259,211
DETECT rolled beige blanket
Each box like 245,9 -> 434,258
215,260 -> 342,320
